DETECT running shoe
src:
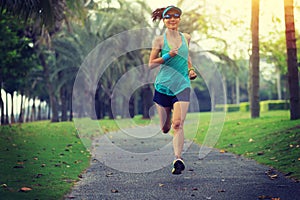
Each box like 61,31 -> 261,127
172,158 -> 185,175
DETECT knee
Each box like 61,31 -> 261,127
172,119 -> 183,131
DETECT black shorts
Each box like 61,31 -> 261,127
153,88 -> 190,108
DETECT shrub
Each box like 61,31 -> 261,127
215,104 -> 225,112
240,102 -> 250,112
226,104 -> 240,112
260,100 -> 289,112
215,104 -> 240,112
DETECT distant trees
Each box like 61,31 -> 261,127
0,12 -> 40,125
0,0 -> 299,125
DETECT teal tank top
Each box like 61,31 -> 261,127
154,32 -> 191,96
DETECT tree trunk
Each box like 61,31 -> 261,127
95,89 -> 102,119
108,98 -> 114,119
129,95 -> 135,118
37,102 -> 42,120
0,85 -> 4,125
39,53 -> 59,122
142,85 -> 153,119
236,76 -> 240,104
60,86 -> 68,121
30,98 -> 36,121
284,0 -> 300,120
69,93 -> 73,121
276,69 -> 282,100
10,93 -> 15,123
19,94 -> 24,123
223,76 -> 227,107
26,98 -> 30,122
250,0 -> 260,118
5,92 -> 9,124
47,103 -> 51,120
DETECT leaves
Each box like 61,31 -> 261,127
13,165 -> 24,169
106,172 -> 114,177
257,151 -> 264,156
158,183 -> 164,187
34,173 -> 43,178
219,149 -> 227,153
19,187 -> 32,192
258,195 -> 280,200
265,168 -> 279,180
111,189 -> 118,193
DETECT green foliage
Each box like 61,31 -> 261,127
0,12 -> 39,95
226,104 -> 240,112
0,0 -> 85,30
215,104 -> 240,112
218,100 -> 290,113
261,34 -> 288,74
1,0 -> 298,121
239,102 -> 250,112
260,100 -> 290,112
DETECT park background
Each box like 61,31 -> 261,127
0,0 -> 300,199
1,0 -> 300,123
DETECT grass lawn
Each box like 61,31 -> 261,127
0,118 -> 150,200
0,111 -> 299,199
186,111 -> 300,181
0,121 -> 91,200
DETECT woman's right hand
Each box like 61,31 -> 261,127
169,48 -> 178,57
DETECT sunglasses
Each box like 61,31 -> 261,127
163,13 -> 180,19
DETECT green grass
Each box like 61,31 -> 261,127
218,111 -> 300,180
0,111 -> 299,199
187,111 -> 300,181
0,117 -> 151,200
0,121 -> 90,200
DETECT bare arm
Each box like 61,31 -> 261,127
184,33 -> 197,80
148,36 -> 164,69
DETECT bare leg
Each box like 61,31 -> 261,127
156,104 -> 172,133
172,101 -> 189,159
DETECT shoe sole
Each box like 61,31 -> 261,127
172,159 -> 185,175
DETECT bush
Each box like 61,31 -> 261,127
215,104 -> 240,112
226,104 -> 240,112
240,102 -> 250,112
260,100 -> 289,112
215,104 -> 225,112
216,100 -> 289,113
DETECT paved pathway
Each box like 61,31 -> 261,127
66,126 -> 300,200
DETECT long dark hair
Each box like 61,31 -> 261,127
151,7 -> 166,21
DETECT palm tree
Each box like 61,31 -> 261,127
250,0 -> 260,118
55,23 -> 101,120
284,0 -> 300,120
1,0 -> 86,122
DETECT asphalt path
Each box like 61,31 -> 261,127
66,125 -> 300,200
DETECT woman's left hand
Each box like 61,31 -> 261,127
189,70 -> 197,80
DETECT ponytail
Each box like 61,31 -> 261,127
151,7 -> 166,21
